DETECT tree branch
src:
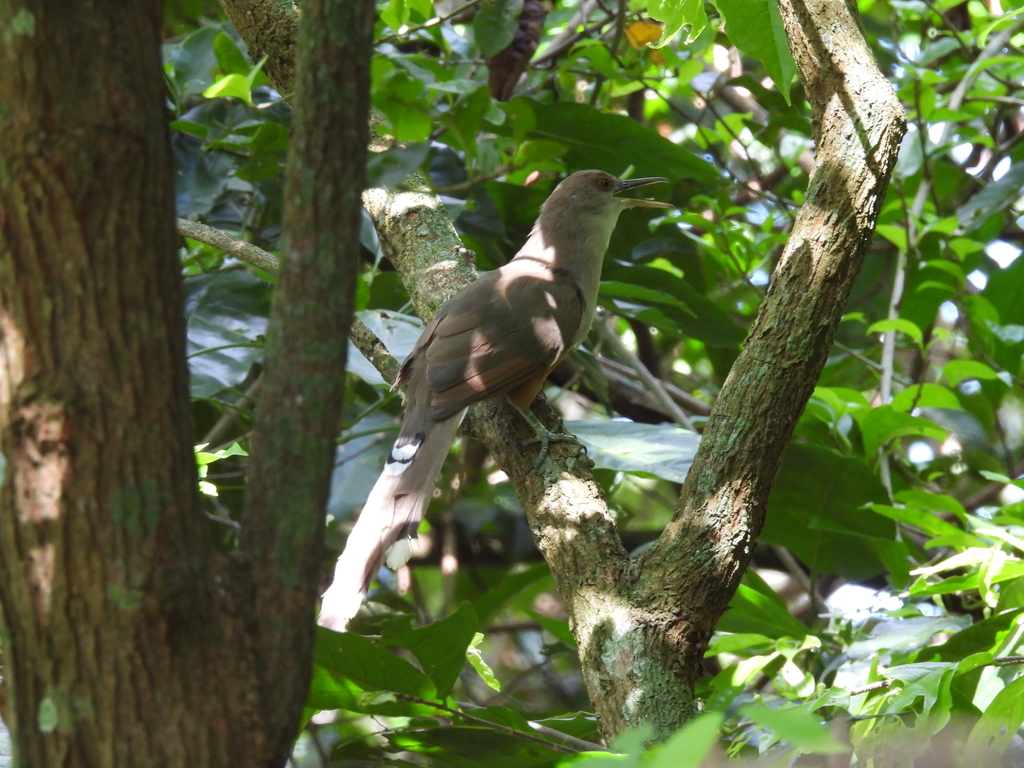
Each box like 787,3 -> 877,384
631,0 -> 906,732
237,0 -> 373,759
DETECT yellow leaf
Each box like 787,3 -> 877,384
625,20 -> 664,49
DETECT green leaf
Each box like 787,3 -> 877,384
646,712 -> 725,767
473,563 -> 551,627
599,281 -> 695,317
391,724 -> 568,766
956,161 -> 1024,231
712,0 -> 796,102
315,629 -> 436,699
381,0 -> 409,30
566,420 -> 700,484
941,359 -> 1001,386
184,271 -> 270,398
212,32 -> 249,75
929,609 -> 1024,662
847,617 -> 970,659
764,444 -> 892,581
857,405 -> 947,457
706,633 -> 775,657
474,0 -> 524,58
891,383 -> 962,413
203,73 -> 253,105
867,318 -> 924,349
466,633 -> 501,691
366,143 -> 430,188
875,224 -> 908,253
718,571 -> 808,639
523,100 -> 719,185
383,602 -> 478,698
525,609 -> 576,648
647,0 -> 707,46
737,702 -> 846,754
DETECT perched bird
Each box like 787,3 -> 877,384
319,170 -> 672,630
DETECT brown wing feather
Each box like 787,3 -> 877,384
420,271 -> 584,419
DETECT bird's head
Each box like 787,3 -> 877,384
542,170 -> 673,220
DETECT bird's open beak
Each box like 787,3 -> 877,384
615,177 -> 673,209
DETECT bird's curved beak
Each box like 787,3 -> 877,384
615,177 -> 673,209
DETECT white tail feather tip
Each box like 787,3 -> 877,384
385,538 -> 414,570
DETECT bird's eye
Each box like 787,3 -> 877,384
598,176 -> 614,191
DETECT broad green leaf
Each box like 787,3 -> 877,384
966,673 -> 1024,761
869,504 -> 976,548
391,724 -> 569,766
847,616 -> 970,659
524,100 -> 719,185
887,662 -> 955,729
474,0 -> 524,58
718,572 -> 808,639
712,0 -> 795,101
315,629 -> 436,699
647,0 -> 707,46
366,143 -> 430,188
356,309 -> 423,362
737,702 -> 846,753
203,73 -> 253,105
566,420 -> 700,483
890,383 -> 961,413
381,0 -> 409,30
525,609 -> 577,648
184,271 -> 270,398
646,712 -> 725,767
982,253 -> 1024,326
212,31 -> 249,75
941,359 -> 1000,386
956,161 -> 1024,231
599,281 -> 695,317
857,405 -> 947,457
867,318 -> 923,349
706,633 -> 775,657
383,602 -> 478,698
764,444 -> 892,580
875,224 -> 908,252
473,563 -> 551,627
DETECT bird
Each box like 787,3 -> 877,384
319,169 -> 672,630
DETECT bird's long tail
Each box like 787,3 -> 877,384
318,409 -> 464,631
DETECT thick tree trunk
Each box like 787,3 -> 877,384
0,1 -> 255,764
0,0 -> 371,764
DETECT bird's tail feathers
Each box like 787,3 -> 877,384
318,409 -> 464,631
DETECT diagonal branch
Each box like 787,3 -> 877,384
631,0 -> 907,725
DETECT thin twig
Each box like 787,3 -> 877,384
202,375 -> 263,448
175,217 -> 400,382
393,693 -> 578,754
375,0 -> 488,45
596,316 -> 696,430
177,218 -> 280,273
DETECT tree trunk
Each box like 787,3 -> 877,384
0,0 -> 371,764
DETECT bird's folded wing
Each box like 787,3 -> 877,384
422,276 -> 583,419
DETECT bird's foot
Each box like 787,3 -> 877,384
516,408 -> 587,470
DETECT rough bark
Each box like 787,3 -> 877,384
0,0 -> 372,765
620,0 -> 907,737
223,0 -> 905,742
218,0 -> 300,96
238,0 -> 372,756
0,1 -> 256,764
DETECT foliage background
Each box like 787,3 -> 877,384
164,0 -> 1024,764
